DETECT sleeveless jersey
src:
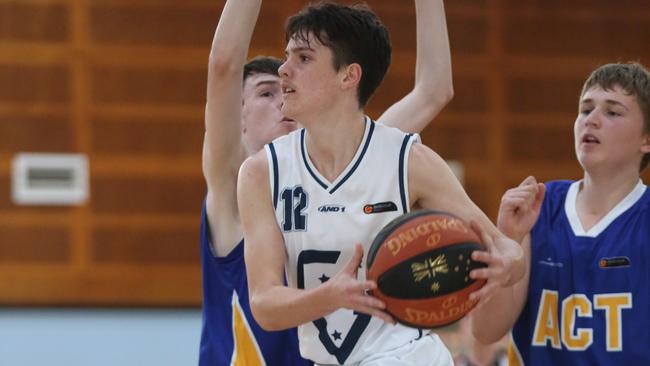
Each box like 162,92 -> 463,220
509,180 -> 650,365
265,117 -> 430,365
198,201 -> 311,366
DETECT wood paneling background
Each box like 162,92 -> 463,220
0,0 -> 648,306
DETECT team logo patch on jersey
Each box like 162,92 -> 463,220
599,256 -> 631,269
363,201 -> 398,214
318,204 -> 346,213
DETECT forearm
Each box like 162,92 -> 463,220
414,0 -> 453,103
203,0 -> 261,181
470,286 -> 519,343
378,0 -> 452,132
250,282 -> 338,331
208,0 -> 261,68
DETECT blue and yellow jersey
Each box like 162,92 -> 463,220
509,180 -> 650,365
198,201 -> 311,366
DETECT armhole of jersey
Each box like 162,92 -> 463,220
265,143 -> 279,209
398,133 -> 419,214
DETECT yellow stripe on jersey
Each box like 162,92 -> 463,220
230,292 -> 266,366
508,335 -> 524,366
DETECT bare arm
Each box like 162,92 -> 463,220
408,143 -> 526,301
471,177 -> 545,343
471,235 -> 531,343
378,0 -> 453,133
238,153 -> 393,330
203,0 -> 262,256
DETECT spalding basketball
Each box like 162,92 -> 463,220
366,209 -> 486,329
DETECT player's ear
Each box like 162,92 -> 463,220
341,63 -> 361,91
641,133 -> 650,154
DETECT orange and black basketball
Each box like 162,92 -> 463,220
366,209 -> 487,329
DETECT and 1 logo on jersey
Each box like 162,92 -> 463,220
318,204 -> 346,213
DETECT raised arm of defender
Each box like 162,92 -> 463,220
378,0 -> 453,132
203,0 -> 263,256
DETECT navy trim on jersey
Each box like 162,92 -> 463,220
398,134 -> 413,213
329,121 -> 375,194
269,142 -> 280,209
300,129 -> 329,190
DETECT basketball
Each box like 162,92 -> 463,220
366,209 -> 487,329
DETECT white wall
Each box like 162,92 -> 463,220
0,308 -> 202,366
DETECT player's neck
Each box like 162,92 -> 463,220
576,166 -> 640,227
302,108 -> 366,183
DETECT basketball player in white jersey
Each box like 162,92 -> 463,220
237,2 -> 524,365
202,0 -> 454,364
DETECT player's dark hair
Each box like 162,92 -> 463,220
243,56 -> 282,82
285,1 -> 391,107
581,62 -> 650,171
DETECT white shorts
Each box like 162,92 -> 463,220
316,333 -> 453,366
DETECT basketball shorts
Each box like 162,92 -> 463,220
315,333 -> 453,366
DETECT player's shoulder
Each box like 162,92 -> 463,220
374,119 -> 418,140
239,149 -> 269,182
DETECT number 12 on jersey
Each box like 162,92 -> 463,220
281,186 -> 308,231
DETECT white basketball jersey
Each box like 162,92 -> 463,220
264,117 -> 425,365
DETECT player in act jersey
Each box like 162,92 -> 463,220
471,62 -> 650,365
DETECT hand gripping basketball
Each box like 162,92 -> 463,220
325,243 -> 395,324
366,210 -> 487,329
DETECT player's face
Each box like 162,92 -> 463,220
241,73 -> 297,153
574,85 -> 650,173
279,33 -> 342,121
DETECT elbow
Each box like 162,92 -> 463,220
442,84 -> 454,105
416,83 -> 454,117
470,313 -> 510,345
249,297 -> 285,331
431,82 -> 454,108
208,53 -> 241,79
471,318 -> 509,345
472,329 -> 506,346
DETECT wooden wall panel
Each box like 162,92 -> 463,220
91,117 -> 203,156
505,17 -> 650,59
89,5 -> 216,46
0,115 -> 74,152
0,0 -> 648,306
91,177 -> 204,214
0,65 -> 69,102
446,77 -> 488,113
506,124 -> 575,162
0,226 -> 70,263
426,124 -> 489,161
92,227 -> 198,264
0,3 -> 69,42
91,67 -> 206,105
507,77 -> 584,114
